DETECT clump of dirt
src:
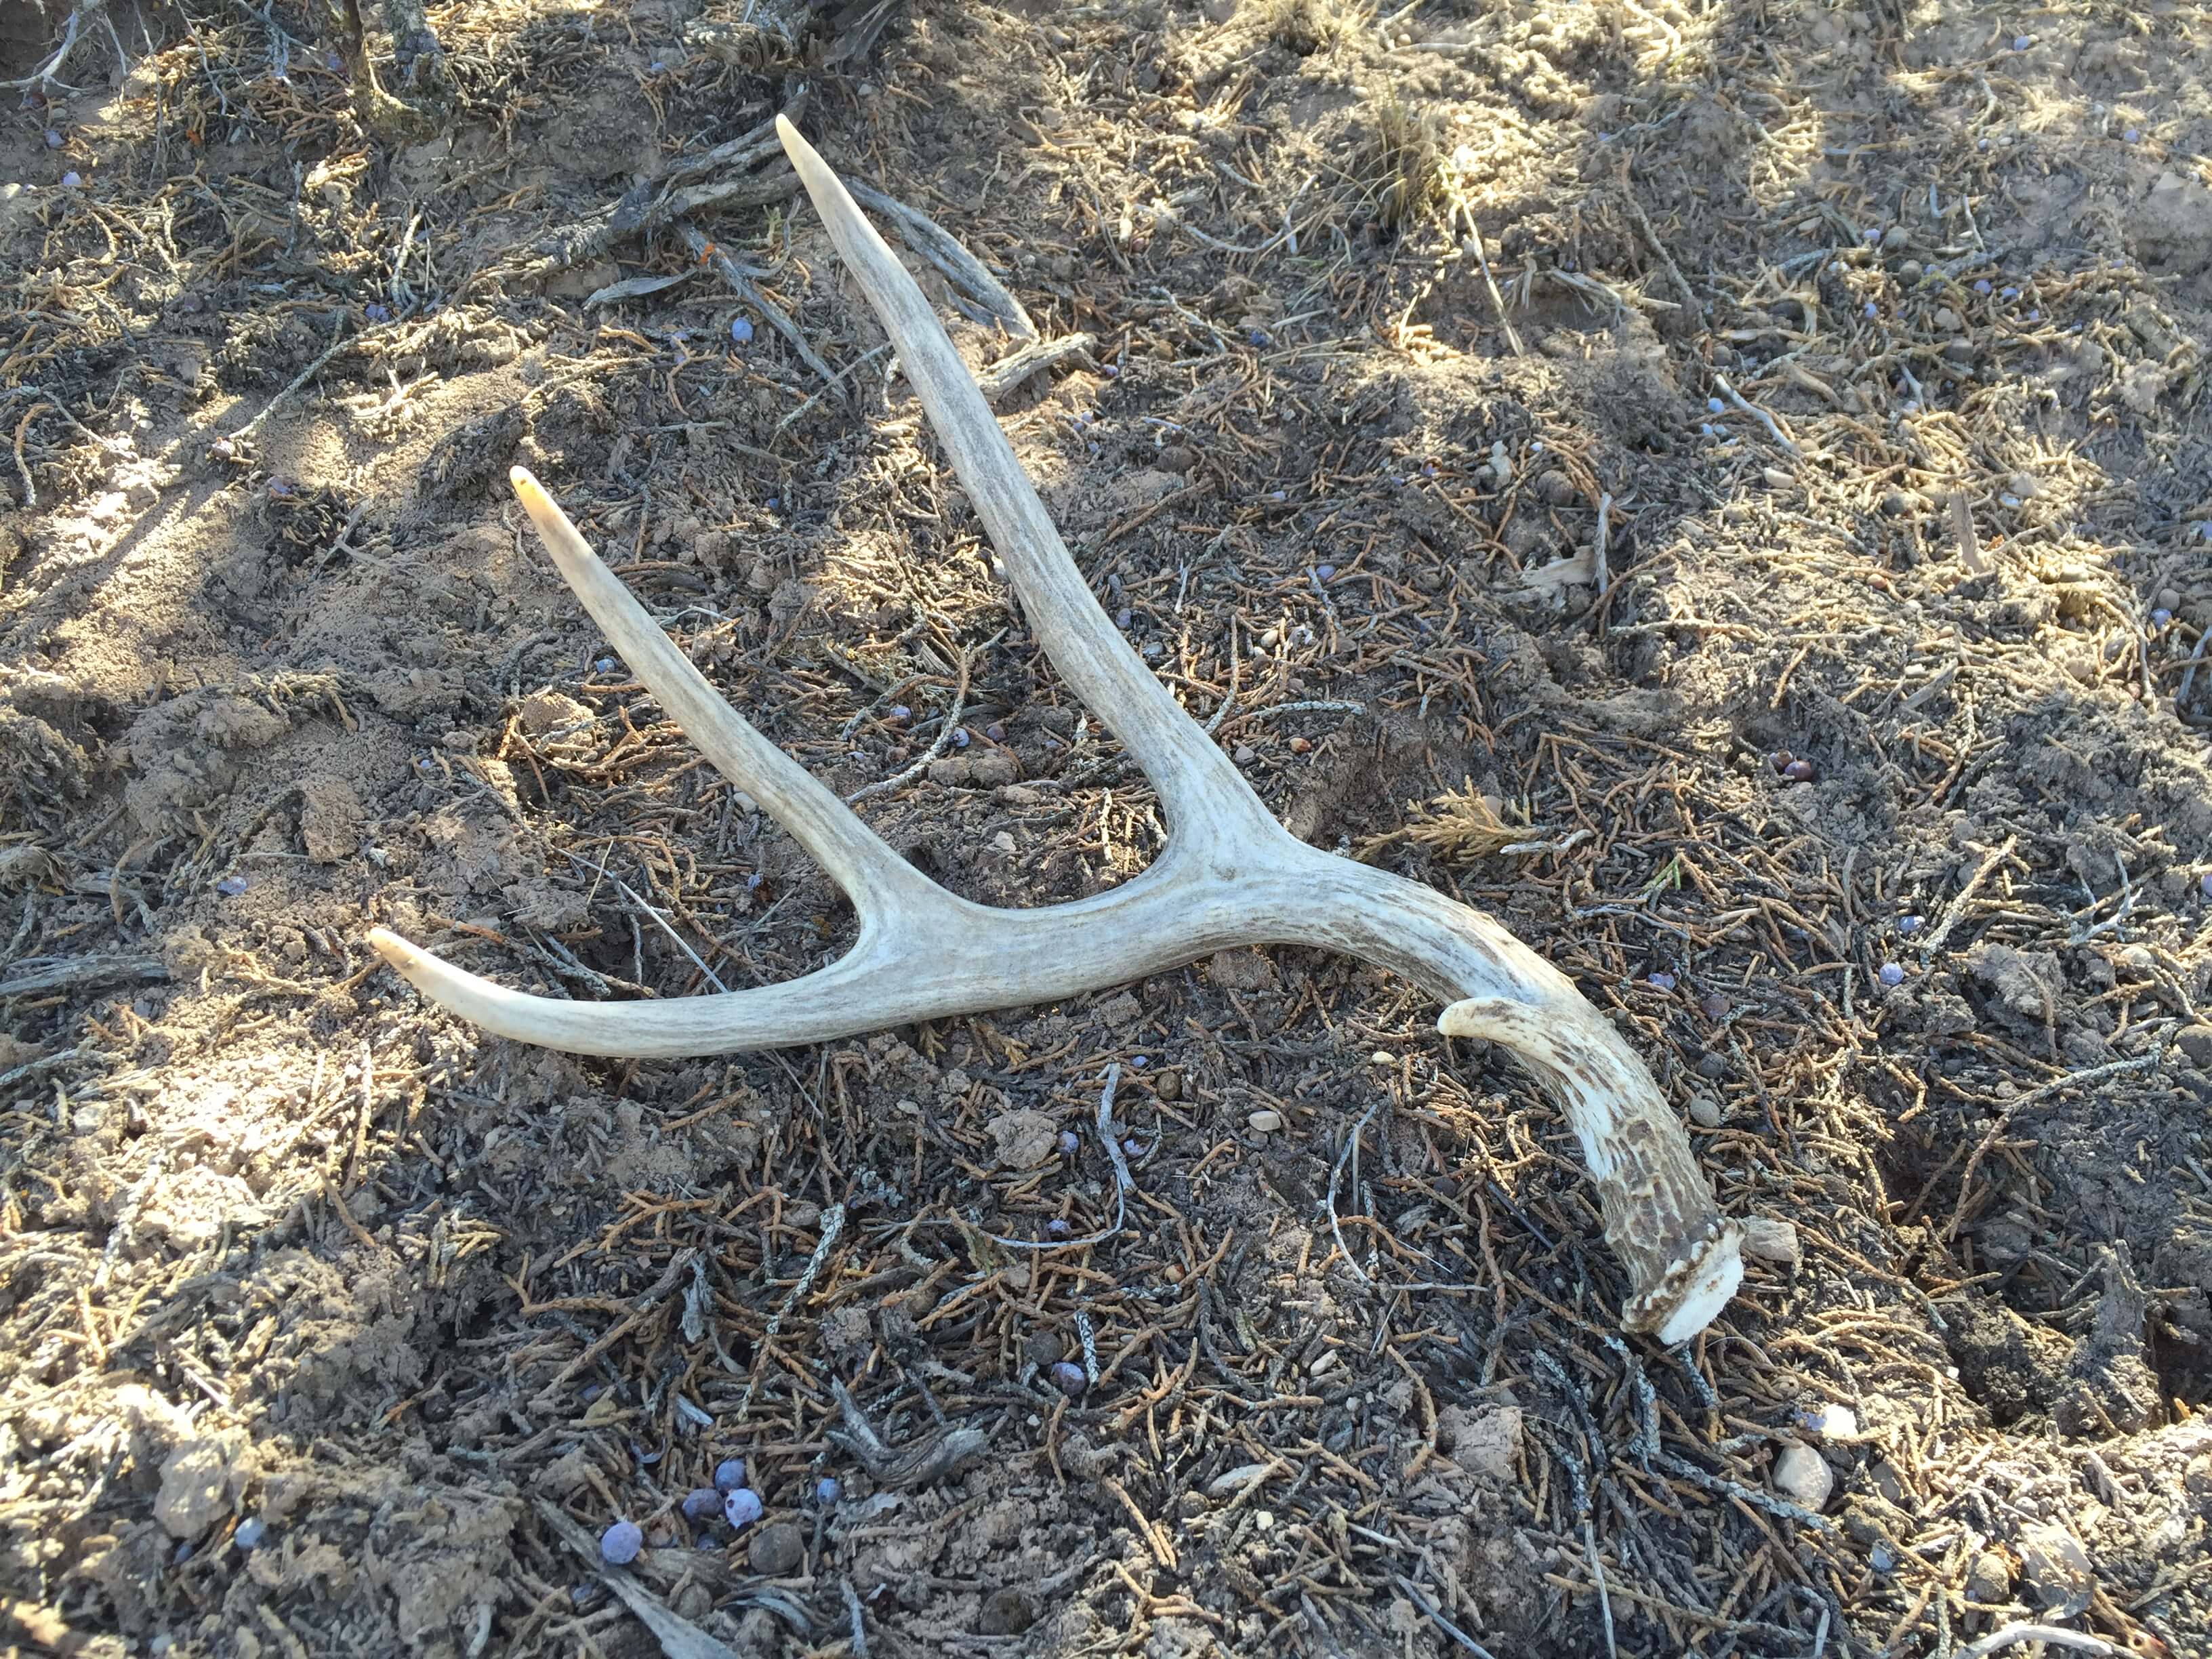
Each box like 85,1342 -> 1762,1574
5,1 -> 2212,1656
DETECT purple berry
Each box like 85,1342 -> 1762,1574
43,128 -> 62,148
815,1477 -> 840,1504
1056,1130 -> 1080,1155
680,1488 -> 720,1522
600,1519 -> 643,1564
2200,872 -> 2212,900
1122,1136 -> 1143,1158
1314,563 -> 1335,581
60,170 -> 81,189
1782,758 -> 1817,783
723,1488 -> 763,1528
730,316 -> 755,344
1879,964 -> 1905,987
1973,279 -> 1992,295
951,727 -> 970,749
1896,915 -> 1923,936
1046,1217 -> 1071,1237
233,1517 -> 266,1550
713,1458 -> 745,1493
1050,1361 -> 1086,1398
1647,972 -> 1677,992
2150,608 -> 2171,628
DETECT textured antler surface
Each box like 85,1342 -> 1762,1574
369,117 -> 1744,1342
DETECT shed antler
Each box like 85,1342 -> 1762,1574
369,117 -> 1744,1342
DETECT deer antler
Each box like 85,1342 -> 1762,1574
368,117 -> 1744,1343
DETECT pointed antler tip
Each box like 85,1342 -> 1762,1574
365,926 -> 413,967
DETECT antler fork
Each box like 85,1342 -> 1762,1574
369,118 -> 1744,1342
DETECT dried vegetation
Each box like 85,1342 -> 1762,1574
3,0 -> 2212,1656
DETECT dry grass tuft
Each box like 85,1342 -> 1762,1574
1366,88 -> 1448,229
1256,0 -> 1367,55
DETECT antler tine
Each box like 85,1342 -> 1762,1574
774,115 -> 1282,853
506,469 -> 943,917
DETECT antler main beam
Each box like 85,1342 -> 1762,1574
369,117 -> 1744,1343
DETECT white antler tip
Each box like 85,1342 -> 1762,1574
367,926 -> 420,970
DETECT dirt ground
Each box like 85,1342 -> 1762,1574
5,0 -> 2212,1654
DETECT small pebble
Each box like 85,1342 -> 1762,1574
233,1518 -> 267,1551
1687,1097 -> 1723,1129
1313,563 -> 1335,581
1370,1050 -> 1393,1067
2200,872 -> 2212,899
1742,1215 -> 1801,1267
1973,279 -> 1992,295
2012,34 -> 2029,49
61,170 -> 82,189
600,1520 -> 644,1565
1247,1109 -> 1283,1134
2123,127 -> 2140,144
217,876 -> 248,897
951,727 -> 970,749
1879,963 -> 1905,987
1699,992 -> 1729,1020
1045,1217 -> 1071,1237
1771,1443 -> 1834,1510
43,127 -> 62,148
680,1488 -> 721,1523
1800,1401 -> 1858,1439
1121,1136 -> 1143,1158
747,1521 -> 806,1576
713,1458 -> 746,1493
1050,1361 -> 1086,1398
723,1488 -> 764,1528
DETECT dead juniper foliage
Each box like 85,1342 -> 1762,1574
1360,779 -> 1527,863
